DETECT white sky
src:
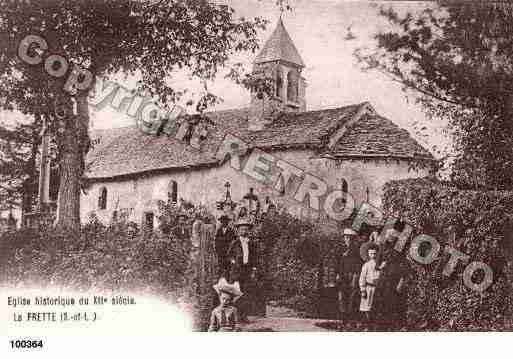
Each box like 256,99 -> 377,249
1,0 -> 454,219
89,0 -> 450,156
0,1 -> 451,155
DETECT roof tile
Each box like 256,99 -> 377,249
254,18 -> 305,67
86,104 -> 434,180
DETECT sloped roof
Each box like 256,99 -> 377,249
86,103 -> 434,180
325,113 -> 434,160
254,18 -> 305,67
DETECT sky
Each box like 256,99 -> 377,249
0,0 -> 451,218
1,0 -> 453,219
88,0 -> 450,156
0,1 -> 451,154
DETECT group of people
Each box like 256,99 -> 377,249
206,202 -> 412,332
209,209 -> 270,331
318,227 -> 412,330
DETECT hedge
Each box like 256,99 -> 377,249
382,177 -> 513,330
0,225 -> 190,297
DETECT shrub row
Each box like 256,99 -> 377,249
0,223 -> 190,301
382,177 -> 513,330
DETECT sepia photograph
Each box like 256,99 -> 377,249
1,0 -> 512,351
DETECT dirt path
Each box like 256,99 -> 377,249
240,316 -> 336,332
239,305 -> 338,332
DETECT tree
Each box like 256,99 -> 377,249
0,0 -> 267,229
355,2 -> 513,190
0,119 -> 40,216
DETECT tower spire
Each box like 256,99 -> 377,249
249,17 -> 306,130
254,18 -> 305,68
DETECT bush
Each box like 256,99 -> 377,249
383,177 -> 513,330
256,212 -> 327,316
0,222 -> 191,301
0,201 -> 222,331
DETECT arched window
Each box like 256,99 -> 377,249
340,179 -> 348,207
341,179 -> 348,194
287,70 -> 299,103
98,187 -> 107,210
168,180 -> 178,203
276,68 -> 283,99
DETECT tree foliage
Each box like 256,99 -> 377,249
356,2 -> 513,189
0,120 -> 38,211
0,0 -> 267,228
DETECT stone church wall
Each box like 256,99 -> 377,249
80,149 -> 430,228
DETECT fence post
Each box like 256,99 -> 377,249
195,220 -> 217,330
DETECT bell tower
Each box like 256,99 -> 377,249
249,18 -> 306,131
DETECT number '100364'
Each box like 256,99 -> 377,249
9,339 -> 43,349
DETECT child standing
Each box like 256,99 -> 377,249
208,278 -> 243,332
359,244 -> 384,330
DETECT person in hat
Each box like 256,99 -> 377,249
338,228 -> 363,324
171,211 -> 191,250
215,214 -> 236,276
378,229 -> 412,330
359,243 -> 384,330
227,218 -> 258,322
208,278 -> 243,332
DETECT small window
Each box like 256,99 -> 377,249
340,179 -> 348,207
98,187 -> 107,210
145,212 -> 154,231
168,180 -> 178,203
276,69 -> 283,98
341,179 -> 348,193
287,71 -> 299,103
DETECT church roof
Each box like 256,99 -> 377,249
325,113 -> 434,161
254,18 -> 305,67
86,103 -> 434,180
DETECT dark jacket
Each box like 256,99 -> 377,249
227,238 -> 258,284
215,226 -> 236,258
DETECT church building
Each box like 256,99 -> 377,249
82,19 -> 435,229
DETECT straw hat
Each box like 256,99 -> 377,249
235,217 -> 253,228
343,228 -> 358,236
213,278 -> 243,302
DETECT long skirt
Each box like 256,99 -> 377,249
318,287 -> 340,319
339,281 -> 359,320
360,285 -> 377,312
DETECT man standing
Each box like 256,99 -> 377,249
172,212 -> 190,241
338,228 -> 363,324
171,211 -> 192,255
227,218 -> 258,321
215,214 -> 236,277
379,232 -> 411,330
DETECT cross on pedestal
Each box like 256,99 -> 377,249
216,182 -> 236,213
224,182 -> 231,201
